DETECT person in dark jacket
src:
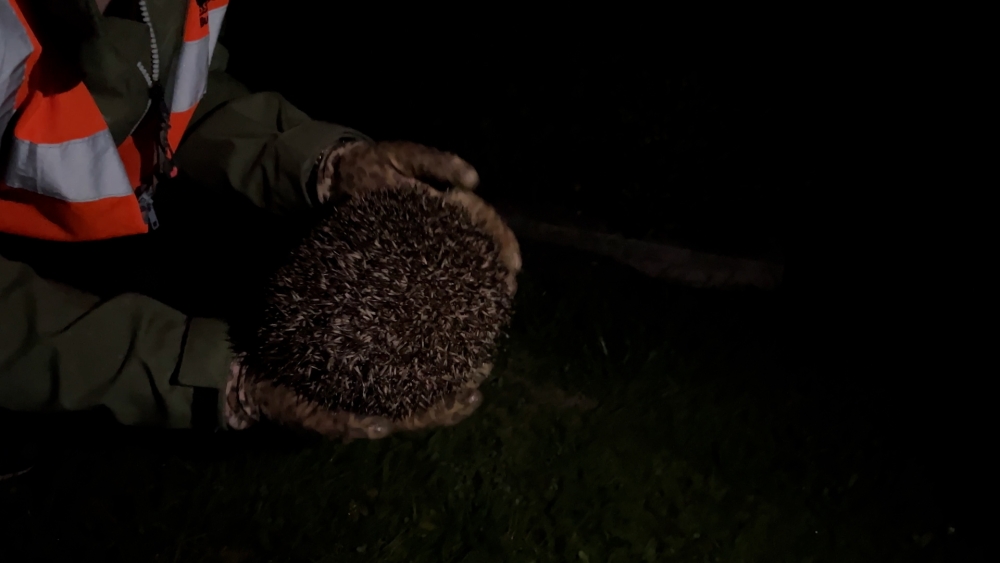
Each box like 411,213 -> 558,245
0,0 -> 485,478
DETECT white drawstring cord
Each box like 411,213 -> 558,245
135,0 -> 159,87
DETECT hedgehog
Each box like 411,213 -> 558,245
229,181 -> 521,437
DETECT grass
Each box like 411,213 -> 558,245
0,241 -> 960,563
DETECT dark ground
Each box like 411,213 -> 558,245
0,8 -> 990,563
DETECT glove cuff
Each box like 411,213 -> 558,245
223,360 -> 261,430
313,140 -> 368,204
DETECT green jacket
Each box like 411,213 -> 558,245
0,0 -> 368,428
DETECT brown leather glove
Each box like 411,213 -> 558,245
223,360 -> 491,441
313,140 -> 480,203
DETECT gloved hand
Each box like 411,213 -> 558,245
313,140 -> 480,203
223,360 -> 491,441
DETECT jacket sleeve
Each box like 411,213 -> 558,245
0,253 -> 232,429
171,43 -> 370,215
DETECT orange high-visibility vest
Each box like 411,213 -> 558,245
0,0 -> 229,242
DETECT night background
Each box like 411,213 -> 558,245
1,5 -> 989,562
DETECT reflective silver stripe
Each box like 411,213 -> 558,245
0,1 -> 34,137
208,4 -> 226,57
4,130 -> 133,202
170,4 -> 228,113
170,35 -> 209,112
